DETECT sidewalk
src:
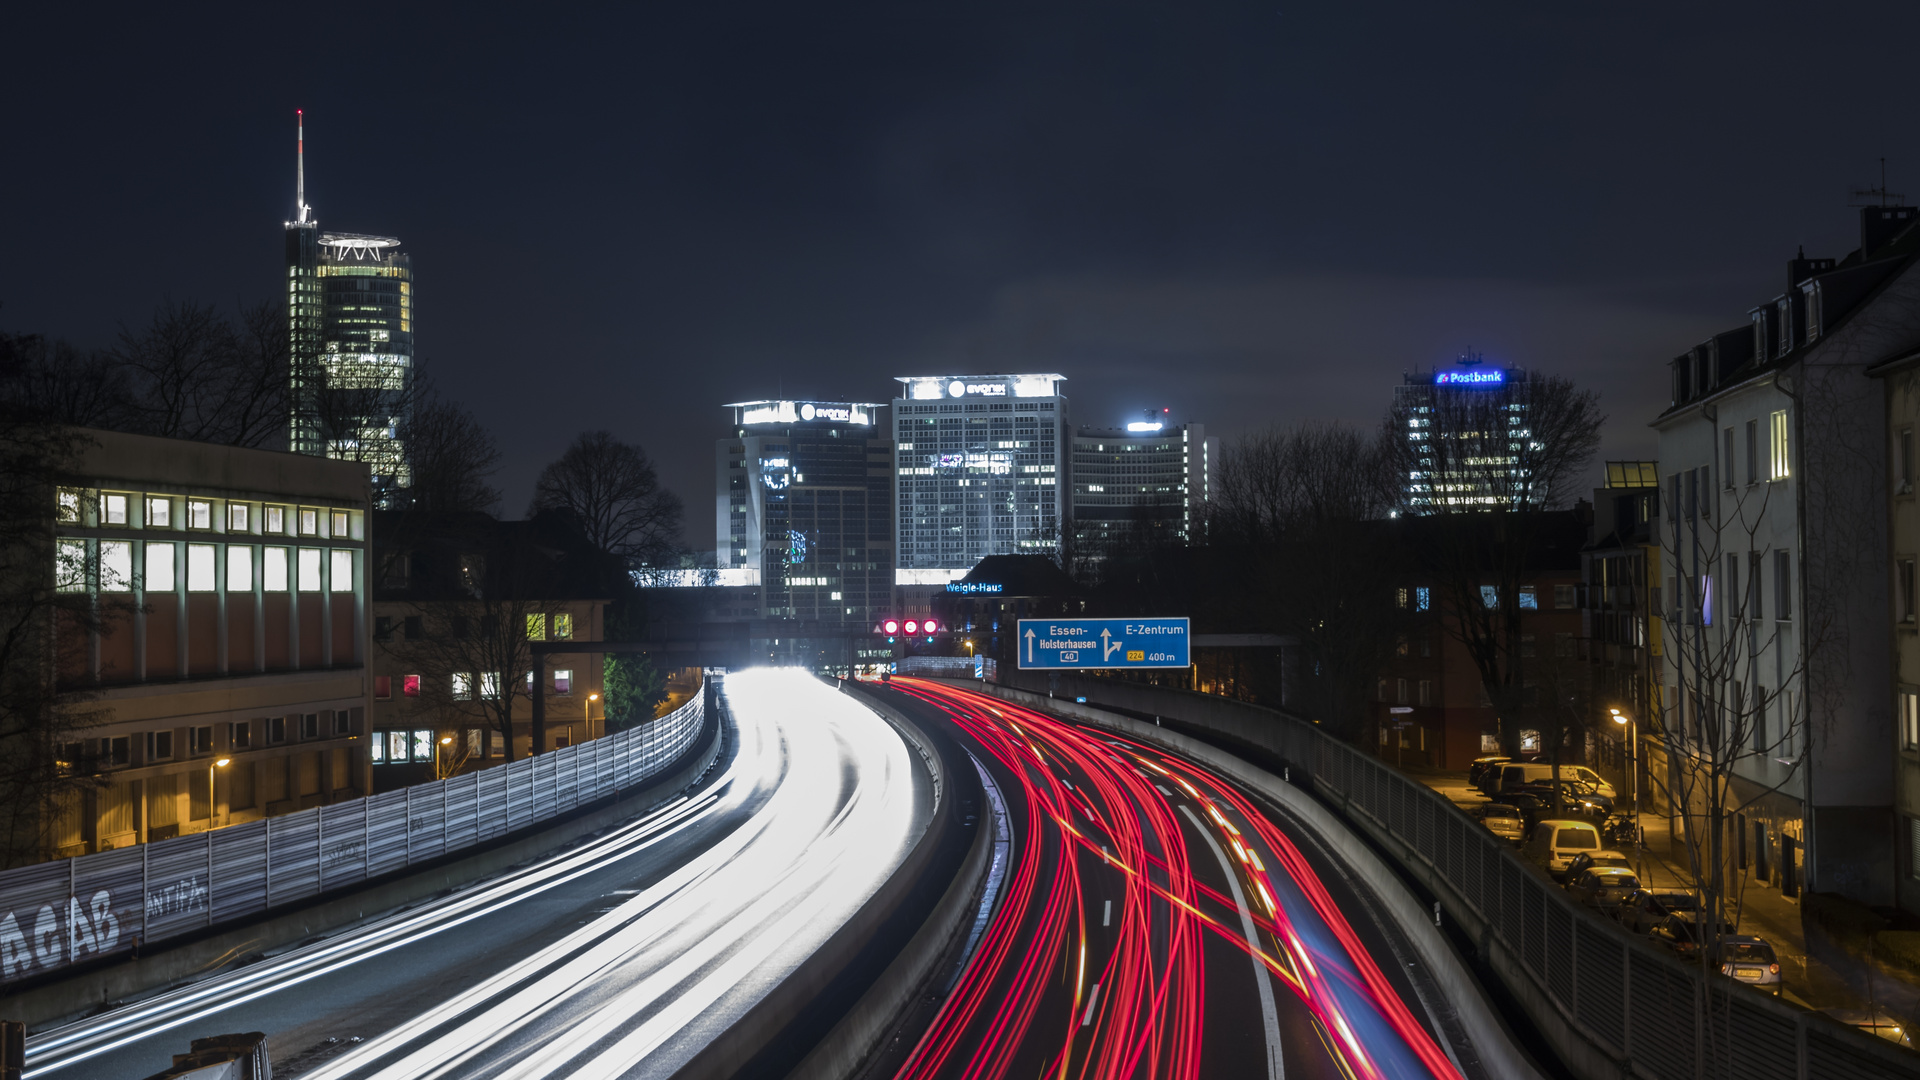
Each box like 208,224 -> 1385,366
1410,764 -> 1880,1014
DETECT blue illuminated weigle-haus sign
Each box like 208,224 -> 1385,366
1434,369 -> 1507,386
946,582 -> 1003,594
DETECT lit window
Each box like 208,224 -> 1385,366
299,508 -> 318,535
228,503 -> 249,531
100,541 -> 133,592
452,673 -> 472,700
331,510 -> 349,537
555,669 -> 572,694
1415,587 -> 1431,611
146,497 -> 171,527
226,546 -> 252,591
1903,691 -> 1920,750
412,729 -> 433,762
387,731 -> 408,761
263,547 -> 289,592
1396,587 -> 1408,608
298,548 -> 321,591
374,676 -> 392,700
56,489 -> 81,523
103,493 -> 128,525
145,543 -> 175,591
480,672 -> 500,699
1480,585 -> 1499,609
56,539 -> 87,592
1770,410 -> 1790,480
265,506 -> 285,533
553,613 -> 573,640
187,544 -> 217,591
403,674 -> 421,697
330,549 -> 353,591
370,734 -> 386,763
1519,588 -> 1539,610
188,500 -> 212,529
527,613 -> 547,640
466,728 -> 482,757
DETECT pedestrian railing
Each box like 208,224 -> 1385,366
1006,670 -> 1916,1080
0,689 -> 707,986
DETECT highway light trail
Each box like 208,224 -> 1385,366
887,679 -> 1461,1080
26,670 -> 922,1080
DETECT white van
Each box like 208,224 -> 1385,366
1495,763 -> 1616,799
1522,819 -> 1603,880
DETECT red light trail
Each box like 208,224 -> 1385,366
885,679 -> 1463,1080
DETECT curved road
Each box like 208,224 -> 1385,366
881,678 -> 1465,1080
25,669 -> 928,1080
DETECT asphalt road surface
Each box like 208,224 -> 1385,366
880,678 -> 1467,1080
25,669 -> 929,1080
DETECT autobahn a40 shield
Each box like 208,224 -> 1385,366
1017,617 -> 1190,669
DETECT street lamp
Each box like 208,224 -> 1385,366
587,692 -> 600,740
438,735 -> 453,779
1611,708 -> 1641,878
209,757 -> 230,829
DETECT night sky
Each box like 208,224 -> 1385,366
6,4 -> 1917,551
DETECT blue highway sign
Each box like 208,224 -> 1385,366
1017,617 -> 1191,670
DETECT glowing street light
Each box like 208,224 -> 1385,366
209,757 -> 231,828
1610,708 -> 1641,879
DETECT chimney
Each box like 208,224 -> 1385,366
1861,205 -> 1917,258
1787,246 -> 1835,290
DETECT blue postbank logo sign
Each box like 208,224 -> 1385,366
1017,617 -> 1191,669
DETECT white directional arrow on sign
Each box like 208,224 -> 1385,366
1025,628 -> 1037,663
1101,628 -> 1123,661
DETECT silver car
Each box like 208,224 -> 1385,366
1567,867 -> 1640,913
1713,935 -> 1781,997
1481,803 -> 1526,844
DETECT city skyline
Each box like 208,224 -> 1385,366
10,6 -> 1919,552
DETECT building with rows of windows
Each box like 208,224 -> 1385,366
891,374 -> 1068,620
48,430 -> 372,858
1069,410 -> 1214,576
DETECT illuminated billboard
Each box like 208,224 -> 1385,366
729,400 -> 876,426
1433,369 -> 1507,386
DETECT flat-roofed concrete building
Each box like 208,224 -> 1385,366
49,430 -> 372,856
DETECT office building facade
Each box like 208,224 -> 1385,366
49,430 -> 372,857
1395,361 -> 1534,512
716,400 -> 893,632
284,113 -> 415,504
891,374 -> 1068,614
1070,410 -> 1215,570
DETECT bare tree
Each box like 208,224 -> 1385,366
111,299 -> 288,448
398,376 -> 501,514
1212,422 -> 1408,739
529,431 -> 683,565
1383,370 -> 1605,770
0,332 -> 131,430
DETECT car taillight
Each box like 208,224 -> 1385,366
1769,963 -> 1780,974
1721,963 -> 1734,976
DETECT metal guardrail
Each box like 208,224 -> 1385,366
0,690 -> 706,987
1000,671 -> 1917,1080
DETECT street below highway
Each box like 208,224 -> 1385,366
23,670 -> 928,1080
881,678 -> 1467,1080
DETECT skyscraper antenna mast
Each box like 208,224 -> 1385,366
296,109 -> 310,224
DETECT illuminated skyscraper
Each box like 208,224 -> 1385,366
1395,360 -> 1533,512
890,374 -> 1068,616
1070,409 -> 1214,571
284,112 -> 416,505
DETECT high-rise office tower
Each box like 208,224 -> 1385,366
284,111 -> 415,506
1395,359 -> 1534,512
716,399 -> 893,629
1069,409 -> 1215,571
890,374 -> 1067,615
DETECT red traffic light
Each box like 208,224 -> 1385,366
882,619 -> 900,635
922,618 -> 939,633
904,620 -> 919,634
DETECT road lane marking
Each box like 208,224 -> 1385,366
1103,900 -> 1112,927
1180,804 -> 1285,1080
1081,983 -> 1101,1027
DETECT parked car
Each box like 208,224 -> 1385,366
1468,756 -> 1512,789
1485,762 -> 1617,799
1480,803 -> 1527,844
1505,781 -> 1614,822
1648,912 -> 1732,960
1567,867 -> 1641,912
1711,936 -> 1782,996
1612,889 -> 1701,934
1562,850 -> 1631,883
1819,1008 -> 1913,1048
1520,819 -> 1602,881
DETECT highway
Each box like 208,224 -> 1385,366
23,669 -> 928,1080
879,678 -> 1466,1080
